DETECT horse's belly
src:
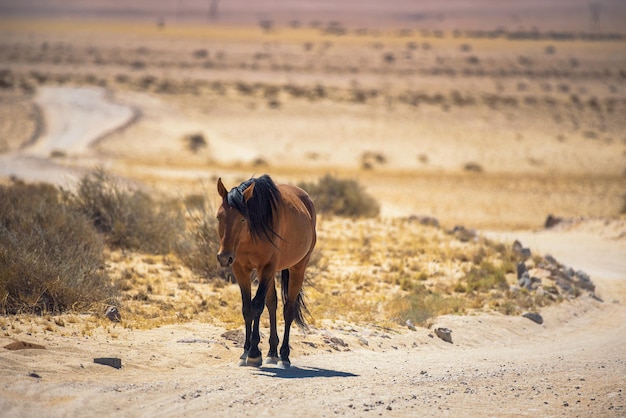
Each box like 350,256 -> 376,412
277,231 -> 312,269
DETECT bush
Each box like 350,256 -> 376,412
0,181 -> 115,314
298,174 -> 380,218
177,195 -> 223,280
71,169 -> 184,254
390,287 -> 465,326
462,261 -> 508,293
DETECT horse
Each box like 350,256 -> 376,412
216,174 -> 317,368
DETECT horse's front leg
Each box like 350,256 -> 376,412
247,266 -> 276,367
233,264 -> 253,366
264,280 -> 280,365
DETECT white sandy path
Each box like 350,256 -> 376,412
0,86 -> 135,184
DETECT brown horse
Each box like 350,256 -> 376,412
216,175 -> 316,368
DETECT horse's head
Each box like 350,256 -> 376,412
216,177 -> 255,267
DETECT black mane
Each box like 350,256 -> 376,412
227,174 -> 282,244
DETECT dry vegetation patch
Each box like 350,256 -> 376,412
308,217 -> 560,328
1,172 -> 588,336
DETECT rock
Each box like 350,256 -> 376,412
529,276 -> 542,290
405,319 -> 416,331
105,306 -> 121,322
221,329 -> 245,346
590,292 -> 604,303
512,240 -> 531,259
516,262 -> 534,289
94,357 -> 122,369
176,338 -> 212,344
544,254 -> 559,267
574,270 -> 595,292
522,312 -> 544,324
323,336 -> 349,351
516,262 -> 528,279
450,225 -> 477,242
408,215 -> 440,228
4,340 -> 45,350
555,275 -> 573,293
434,327 -> 453,344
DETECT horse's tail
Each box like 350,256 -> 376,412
281,269 -> 308,330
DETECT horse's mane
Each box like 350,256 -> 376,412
227,174 -> 282,244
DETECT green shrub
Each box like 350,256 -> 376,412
298,174 -> 380,218
463,261 -> 508,293
391,287 -> 466,326
71,169 -> 184,254
0,181 -> 115,314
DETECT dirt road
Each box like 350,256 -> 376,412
0,86 -> 135,185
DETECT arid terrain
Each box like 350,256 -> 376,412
1,1 -> 625,416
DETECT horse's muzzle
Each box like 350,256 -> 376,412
217,252 -> 234,267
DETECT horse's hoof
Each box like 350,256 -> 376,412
238,351 -> 249,366
264,356 -> 279,365
246,356 -> 263,367
278,360 -> 291,369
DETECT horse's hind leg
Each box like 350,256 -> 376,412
279,261 -> 307,368
264,280 -> 280,365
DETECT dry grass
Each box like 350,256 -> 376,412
71,169 -> 185,254
0,174 -> 594,336
0,180 -> 116,314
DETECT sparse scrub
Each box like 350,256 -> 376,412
463,162 -> 484,173
389,289 -> 466,326
360,151 -> 387,170
183,132 -> 207,153
71,169 -> 184,254
462,260 -> 508,293
177,194 -> 223,280
0,181 -> 116,314
298,174 -> 380,218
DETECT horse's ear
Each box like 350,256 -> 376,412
243,181 -> 255,203
217,177 -> 228,199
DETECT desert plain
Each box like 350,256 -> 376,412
0,1 -> 625,416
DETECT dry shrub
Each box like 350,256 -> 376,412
71,169 -> 184,254
183,132 -> 207,153
177,196 -> 223,280
0,181 -> 116,314
298,174 -> 379,218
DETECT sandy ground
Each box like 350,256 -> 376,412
0,229 -> 624,417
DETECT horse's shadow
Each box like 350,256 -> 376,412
253,365 -> 358,379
